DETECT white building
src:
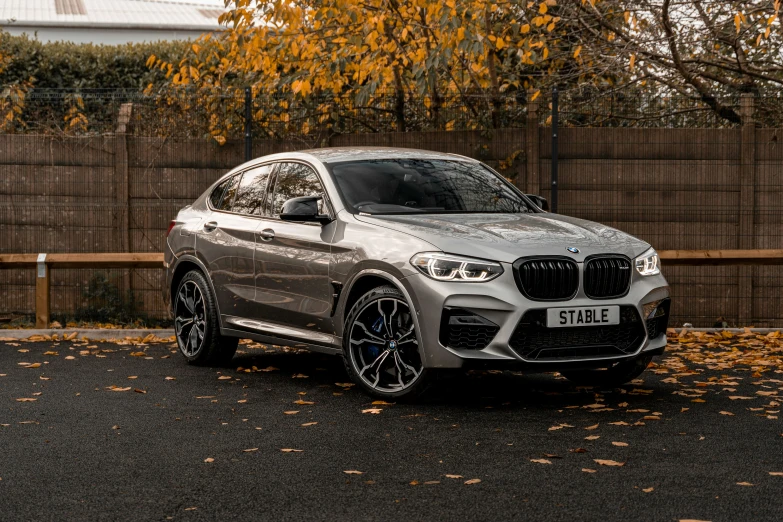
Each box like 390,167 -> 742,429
0,0 -> 225,44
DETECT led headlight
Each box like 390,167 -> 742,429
635,248 -> 661,276
410,253 -> 503,282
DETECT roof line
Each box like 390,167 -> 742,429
1,22 -> 221,31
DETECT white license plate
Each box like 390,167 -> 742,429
546,306 -> 620,328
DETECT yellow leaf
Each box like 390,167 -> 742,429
189,66 -> 200,81
539,2 -> 548,14
594,459 -> 624,467
573,46 -> 582,59
734,13 -> 742,33
521,24 -> 531,34
530,90 -> 540,101
629,54 -> 636,71
146,55 -> 156,68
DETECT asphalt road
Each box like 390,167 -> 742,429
1,336 -> 781,522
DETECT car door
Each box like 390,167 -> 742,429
198,165 -> 272,321
253,161 -> 335,337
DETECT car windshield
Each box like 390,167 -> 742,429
329,159 -> 534,214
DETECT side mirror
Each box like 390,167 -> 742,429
525,194 -> 549,211
279,196 -> 332,225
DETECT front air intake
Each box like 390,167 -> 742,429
513,257 -> 579,301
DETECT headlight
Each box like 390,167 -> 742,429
410,252 -> 503,282
635,248 -> 660,276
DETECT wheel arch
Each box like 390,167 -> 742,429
169,255 -> 223,327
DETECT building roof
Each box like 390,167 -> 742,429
0,0 -> 225,30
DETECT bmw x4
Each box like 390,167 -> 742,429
164,148 -> 670,399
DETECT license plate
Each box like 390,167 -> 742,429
546,306 -> 620,328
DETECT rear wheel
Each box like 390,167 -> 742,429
174,270 -> 238,366
342,286 -> 430,400
560,355 -> 652,387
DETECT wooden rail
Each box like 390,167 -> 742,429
1,250 -> 783,329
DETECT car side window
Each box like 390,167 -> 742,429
232,165 -> 273,216
268,162 -> 325,216
209,177 -> 230,208
216,174 -> 241,211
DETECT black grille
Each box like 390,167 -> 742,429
645,298 -> 671,340
440,309 -> 499,350
514,257 -> 578,301
584,256 -> 632,299
509,306 -> 645,361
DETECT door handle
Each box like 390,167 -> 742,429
258,228 -> 275,242
203,221 -> 218,232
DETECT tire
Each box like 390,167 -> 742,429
342,285 -> 430,400
173,270 -> 238,367
560,355 -> 653,387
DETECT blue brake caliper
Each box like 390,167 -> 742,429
366,316 -> 385,359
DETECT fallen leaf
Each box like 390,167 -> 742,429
728,396 -> 755,400
165,376 -> 176,381
719,411 -> 734,416
464,478 -> 481,485
16,398 -> 37,402
129,352 -> 146,357
343,470 -> 363,475
294,399 -> 314,405
259,366 -> 279,372
736,481 -> 753,486
292,374 -> 309,379
204,458 -> 214,463
43,351 -> 58,356
585,435 -> 600,441
612,441 -> 629,447
301,422 -> 318,427
424,480 -> 440,485
609,421 -> 629,426
530,459 -> 552,465
218,376 -> 232,380
642,487 -> 654,493
409,480 -> 420,486
24,363 -> 41,369
582,468 -> 597,473
594,459 -> 625,467
134,389 -> 146,394
242,448 -> 258,453
284,411 -> 299,415
769,472 -> 783,476
584,424 -> 599,430
444,474 -> 463,479
335,382 -> 354,387
280,448 -> 303,453
372,400 -> 394,405
107,385 -> 131,392
362,408 -> 383,414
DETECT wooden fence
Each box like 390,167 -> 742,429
1,97 -> 781,326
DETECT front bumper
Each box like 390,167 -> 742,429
400,264 -> 670,369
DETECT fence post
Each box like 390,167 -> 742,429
525,89 -> 540,196
35,254 -> 50,329
244,87 -> 253,162
550,87 -> 559,213
737,94 -> 756,325
115,103 -> 133,301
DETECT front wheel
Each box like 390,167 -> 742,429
342,286 -> 430,400
174,270 -> 238,366
560,355 -> 653,387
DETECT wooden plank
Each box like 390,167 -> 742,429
35,262 -> 50,329
660,249 -> 783,265
0,253 -> 164,269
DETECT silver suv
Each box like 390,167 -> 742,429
165,148 -> 670,399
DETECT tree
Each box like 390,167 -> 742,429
150,0 -> 585,140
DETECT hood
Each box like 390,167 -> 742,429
354,213 -> 651,264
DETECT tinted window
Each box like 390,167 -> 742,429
233,165 -> 273,215
209,177 -> 230,208
330,159 -> 533,214
216,174 -> 241,211
269,163 -> 325,216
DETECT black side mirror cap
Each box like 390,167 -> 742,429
279,196 -> 332,225
525,194 -> 549,211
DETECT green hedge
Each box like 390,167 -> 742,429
0,30 -> 187,89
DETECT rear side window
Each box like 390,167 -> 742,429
210,174 -> 241,211
233,165 -> 273,215
268,162 -> 325,216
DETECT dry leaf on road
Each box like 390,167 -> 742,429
204,458 -> 214,463
530,459 -> 552,465
281,448 -> 303,453
612,442 -> 629,447
464,478 -> 481,485
594,459 -> 625,467
343,470 -> 363,475
445,474 -> 463,479
242,448 -> 258,453
362,408 -> 383,414
582,468 -> 597,473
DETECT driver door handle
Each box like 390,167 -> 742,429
203,221 -> 218,232
258,228 -> 275,242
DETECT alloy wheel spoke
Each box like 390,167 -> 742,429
352,322 -> 386,344
395,351 -> 420,379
